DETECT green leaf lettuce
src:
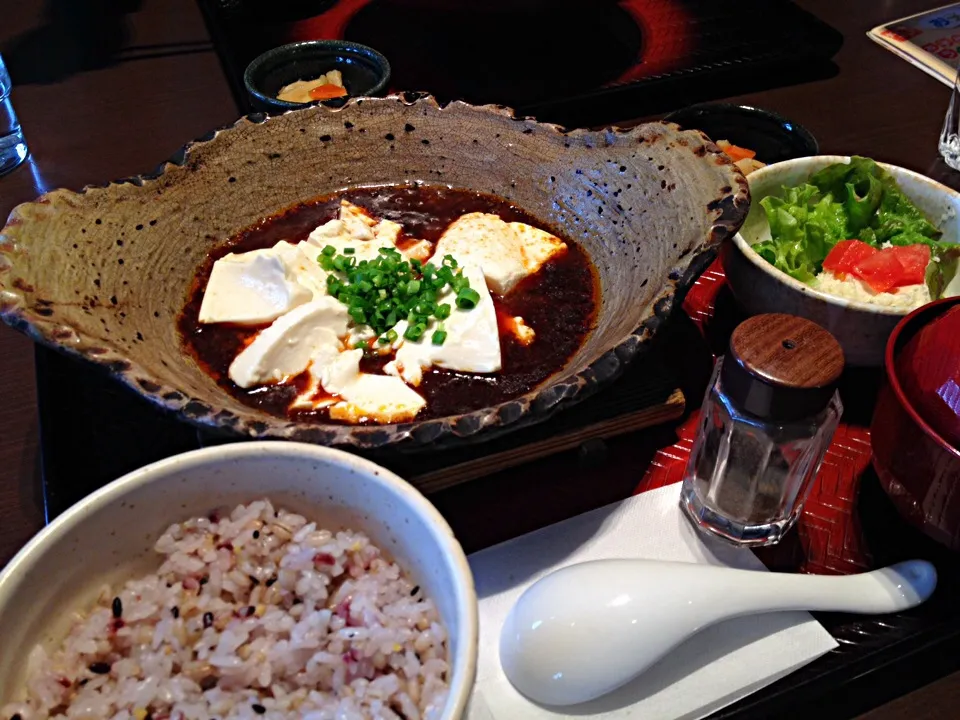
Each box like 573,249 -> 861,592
754,156 -> 957,298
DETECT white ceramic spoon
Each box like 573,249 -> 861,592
500,558 -> 937,707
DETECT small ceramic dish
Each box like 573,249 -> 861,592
721,155 -> 960,366
663,103 -> 818,164
871,296 -> 960,552
244,40 -> 391,113
0,442 -> 479,717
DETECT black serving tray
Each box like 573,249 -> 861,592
196,0 -> 843,128
36,336 -> 960,720
35,318 -> 689,519
711,468 -> 960,720
35,4 -> 960,715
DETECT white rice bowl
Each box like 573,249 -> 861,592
0,444 -> 477,720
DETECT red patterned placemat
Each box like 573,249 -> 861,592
635,259 -> 877,575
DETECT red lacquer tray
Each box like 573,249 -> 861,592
635,258 -> 960,719
635,259 -> 875,575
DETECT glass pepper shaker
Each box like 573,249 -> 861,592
680,313 -> 844,547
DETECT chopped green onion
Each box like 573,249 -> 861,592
432,329 -> 447,346
403,323 -> 426,341
353,340 -> 368,349
315,246 -> 478,336
348,307 -> 367,324
456,287 -> 481,309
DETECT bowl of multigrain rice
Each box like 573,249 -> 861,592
0,442 -> 477,720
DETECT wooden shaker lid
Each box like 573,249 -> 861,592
721,313 -> 845,421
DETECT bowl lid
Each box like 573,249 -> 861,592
722,313 -> 844,421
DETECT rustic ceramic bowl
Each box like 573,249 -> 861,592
0,95 -> 748,449
723,156 -> 960,367
871,297 -> 960,551
0,442 -> 478,718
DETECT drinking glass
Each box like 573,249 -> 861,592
939,54 -> 960,170
0,54 -> 28,177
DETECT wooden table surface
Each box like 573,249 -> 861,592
0,1 -> 955,717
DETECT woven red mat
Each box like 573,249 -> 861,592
635,259 -> 876,575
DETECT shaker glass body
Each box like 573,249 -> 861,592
681,358 -> 843,546
0,54 -> 28,176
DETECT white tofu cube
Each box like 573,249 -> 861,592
198,249 -> 312,326
228,298 -> 348,388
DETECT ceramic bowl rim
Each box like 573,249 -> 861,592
662,102 -> 819,156
732,155 -> 960,318
243,39 -> 392,112
881,295 -> 960,461
0,441 -> 479,719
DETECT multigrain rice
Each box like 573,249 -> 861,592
1,499 -> 450,720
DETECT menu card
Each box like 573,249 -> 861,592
868,3 -> 960,87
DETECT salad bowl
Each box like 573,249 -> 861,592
0,96 -> 748,449
722,155 -> 960,366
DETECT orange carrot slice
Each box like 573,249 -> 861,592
309,84 -> 348,100
722,143 -> 757,162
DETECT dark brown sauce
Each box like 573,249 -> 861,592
178,184 -> 599,424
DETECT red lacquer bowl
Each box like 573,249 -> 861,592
896,304 -> 960,448
872,296 -> 960,551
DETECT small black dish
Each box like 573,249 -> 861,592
663,103 -> 818,164
243,40 -> 391,114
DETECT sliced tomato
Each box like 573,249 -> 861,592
852,244 -> 931,293
852,250 -> 903,293
887,244 -> 931,287
823,240 -> 878,276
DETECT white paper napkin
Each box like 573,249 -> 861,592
465,483 -> 838,720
